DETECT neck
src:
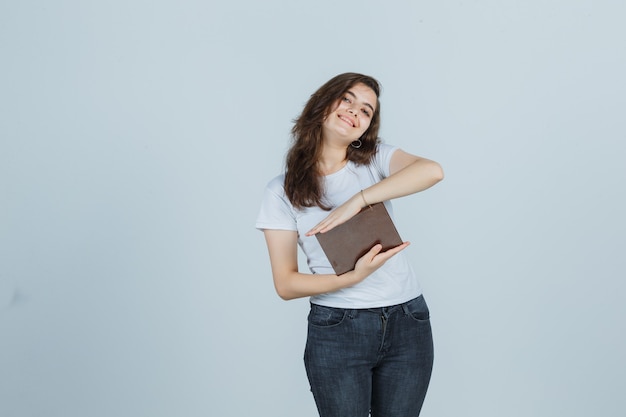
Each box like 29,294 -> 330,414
318,142 -> 348,176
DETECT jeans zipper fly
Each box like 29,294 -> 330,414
379,314 -> 388,351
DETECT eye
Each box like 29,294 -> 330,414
362,109 -> 371,117
342,96 -> 351,103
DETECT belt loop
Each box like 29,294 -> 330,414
401,302 -> 410,316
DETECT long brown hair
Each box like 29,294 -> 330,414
284,73 -> 382,210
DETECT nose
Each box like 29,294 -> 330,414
347,107 -> 358,117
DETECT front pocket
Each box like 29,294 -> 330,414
308,304 -> 348,328
406,296 -> 431,322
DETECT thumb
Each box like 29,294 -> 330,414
366,243 -> 383,259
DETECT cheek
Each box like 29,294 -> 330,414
360,119 -> 372,132
323,101 -> 342,120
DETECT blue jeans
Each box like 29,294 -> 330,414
304,295 -> 434,417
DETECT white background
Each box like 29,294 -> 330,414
1,1 -> 625,416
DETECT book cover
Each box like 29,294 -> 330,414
315,202 -> 404,275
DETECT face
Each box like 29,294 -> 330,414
322,83 -> 378,144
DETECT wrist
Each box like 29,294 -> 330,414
358,189 -> 372,208
342,268 -> 366,285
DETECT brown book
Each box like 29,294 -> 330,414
315,202 -> 404,275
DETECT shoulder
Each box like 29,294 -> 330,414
369,142 -> 400,177
261,173 -> 295,211
265,174 -> 286,194
375,142 -> 399,157
257,173 -> 297,230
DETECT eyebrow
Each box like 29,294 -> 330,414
346,90 -> 375,113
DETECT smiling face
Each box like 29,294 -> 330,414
322,83 -> 378,144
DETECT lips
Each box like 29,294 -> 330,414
338,114 -> 355,127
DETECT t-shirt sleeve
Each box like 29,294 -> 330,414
255,175 -> 298,231
372,143 -> 399,179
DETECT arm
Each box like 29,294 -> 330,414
263,229 -> 409,300
306,149 -> 443,236
365,149 -> 444,204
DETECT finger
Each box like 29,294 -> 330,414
318,221 -> 338,234
317,213 -> 351,234
306,217 -> 339,236
390,241 -> 410,252
387,241 -> 410,254
306,221 -> 328,236
362,244 -> 383,261
369,243 -> 383,255
375,242 -> 410,260
306,217 -> 329,236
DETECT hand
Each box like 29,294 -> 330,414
305,195 -> 363,236
353,241 -> 411,279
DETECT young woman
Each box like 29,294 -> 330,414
256,73 -> 444,417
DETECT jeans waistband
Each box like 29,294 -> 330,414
312,295 -> 422,317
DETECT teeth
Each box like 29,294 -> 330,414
339,115 -> 354,126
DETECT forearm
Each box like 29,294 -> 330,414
273,269 -> 364,301
272,241 -> 409,300
360,158 -> 444,206
305,158 -> 443,237
264,229 -> 365,300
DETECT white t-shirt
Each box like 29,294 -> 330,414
256,143 -> 421,308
